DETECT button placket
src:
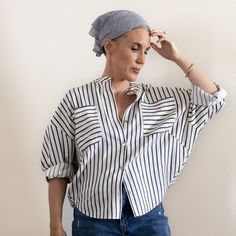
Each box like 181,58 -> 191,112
122,142 -> 127,148
120,142 -> 127,171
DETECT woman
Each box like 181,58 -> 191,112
41,10 -> 226,236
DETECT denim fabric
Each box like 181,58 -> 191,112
72,185 -> 171,236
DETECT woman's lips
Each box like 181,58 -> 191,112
131,68 -> 140,74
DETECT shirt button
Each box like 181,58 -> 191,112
122,143 -> 127,148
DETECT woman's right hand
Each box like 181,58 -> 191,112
50,227 -> 67,236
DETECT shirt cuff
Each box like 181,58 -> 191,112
212,83 -> 227,99
191,83 -> 227,106
44,163 -> 75,183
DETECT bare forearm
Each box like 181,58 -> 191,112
48,178 -> 68,230
174,54 -> 218,94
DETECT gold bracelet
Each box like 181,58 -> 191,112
185,63 -> 194,77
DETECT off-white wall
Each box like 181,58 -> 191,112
0,0 -> 235,235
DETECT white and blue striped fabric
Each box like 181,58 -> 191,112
41,76 -> 226,219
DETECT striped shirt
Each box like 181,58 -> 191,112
41,76 -> 226,219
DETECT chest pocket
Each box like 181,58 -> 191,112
74,105 -> 103,152
141,97 -> 177,136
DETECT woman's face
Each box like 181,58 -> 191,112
108,28 -> 151,82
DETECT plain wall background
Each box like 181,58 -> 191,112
0,0 -> 235,235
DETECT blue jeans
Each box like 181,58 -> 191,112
72,185 -> 171,236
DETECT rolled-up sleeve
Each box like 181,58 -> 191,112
171,83 -> 227,154
165,84 -> 227,186
191,83 -> 227,119
41,90 -> 76,182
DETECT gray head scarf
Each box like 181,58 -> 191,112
89,10 -> 150,57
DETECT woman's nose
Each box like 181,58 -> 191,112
136,52 -> 146,64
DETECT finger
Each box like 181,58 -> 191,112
151,29 -> 167,37
151,33 -> 168,42
156,37 -> 172,45
150,42 -> 162,52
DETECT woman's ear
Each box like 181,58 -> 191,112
103,39 -> 114,54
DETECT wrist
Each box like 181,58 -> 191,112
50,223 -> 63,231
172,54 -> 193,75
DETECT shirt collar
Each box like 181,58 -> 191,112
125,82 -> 143,100
94,76 -> 144,100
94,76 -> 112,84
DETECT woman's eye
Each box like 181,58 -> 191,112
131,47 -> 138,52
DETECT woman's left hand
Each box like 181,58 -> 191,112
150,29 -> 182,62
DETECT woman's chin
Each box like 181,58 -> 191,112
127,74 -> 138,81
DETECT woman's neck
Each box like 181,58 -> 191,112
102,71 -> 131,95
102,62 -> 133,94
110,79 -> 130,95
